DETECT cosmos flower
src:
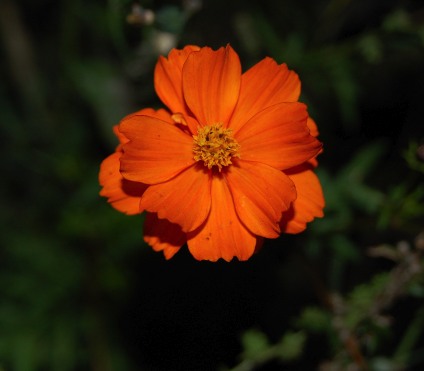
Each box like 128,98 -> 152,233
99,45 -> 324,262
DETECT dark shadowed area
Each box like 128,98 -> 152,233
1,0 -> 423,370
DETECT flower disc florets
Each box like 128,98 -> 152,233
193,124 -> 240,171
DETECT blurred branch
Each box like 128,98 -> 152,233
301,232 -> 424,370
323,236 -> 424,369
307,270 -> 369,370
227,330 -> 306,371
367,240 -> 422,316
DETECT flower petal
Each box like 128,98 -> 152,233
121,107 -> 173,123
226,161 -> 296,238
307,117 -> 319,137
115,109 -> 174,150
154,45 -> 200,115
120,115 -> 195,184
230,57 -> 301,133
236,102 -> 322,170
182,45 -> 241,126
139,164 -> 211,233
171,112 -> 200,135
187,174 -> 257,262
113,125 -> 129,149
306,117 -> 322,167
280,164 -> 325,234
144,212 -> 186,259
99,151 -> 147,215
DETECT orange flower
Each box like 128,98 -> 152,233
99,45 -> 324,262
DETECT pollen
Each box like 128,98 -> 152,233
193,124 -> 240,171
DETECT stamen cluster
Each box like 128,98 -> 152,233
193,124 -> 240,171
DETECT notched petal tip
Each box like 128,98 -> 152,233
144,213 -> 186,259
186,175 -> 257,262
154,45 -> 201,115
182,44 -> 241,126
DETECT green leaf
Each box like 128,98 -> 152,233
241,329 -> 270,360
340,140 -> 388,183
276,331 -> 306,362
297,307 -> 331,333
345,273 -> 390,329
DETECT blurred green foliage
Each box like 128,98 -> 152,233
0,0 -> 423,370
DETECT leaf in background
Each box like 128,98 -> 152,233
276,331 -> 306,362
326,55 -> 359,129
346,183 -> 384,214
240,329 -> 270,360
339,140 -> 388,183
404,142 -> 424,174
296,307 -> 331,333
345,273 -> 390,329
357,33 -> 383,64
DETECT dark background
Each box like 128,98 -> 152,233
1,0 -> 423,370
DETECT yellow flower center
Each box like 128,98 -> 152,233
193,124 -> 240,171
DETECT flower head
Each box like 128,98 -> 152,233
99,45 -> 324,262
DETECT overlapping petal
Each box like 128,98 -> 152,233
112,125 -> 129,150
139,164 -> 212,233
120,107 -> 172,124
187,175 -> 257,262
144,212 -> 186,259
154,45 -> 200,115
170,112 -> 200,135
306,117 -> 321,167
182,45 -> 241,126
230,57 -> 301,133
99,147 -> 146,215
120,115 -> 195,184
235,102 -> 322,170
307,117 -> 319,137
280,164 -> 325,234
226,160 -> 296,238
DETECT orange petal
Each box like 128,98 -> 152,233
139,164 -> 211,233
306,117 -> 322,168
99,152 -> 147,215
171,112 -> 200,135
230,57 -> 301,133
235,102 -> 322,170
307,117 -> 319,137
115,108 -> 174,150
280,164 -> 325,234
112,125 -> 129,149
154,45 -> 200,115
120,115 -> 195,184
121,107 -> 172,122
226,161 -> 296,238
308,157 -> 319,168
186,174 -> 257,262
182,45 -> 241,126
144,212 -> 186,259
